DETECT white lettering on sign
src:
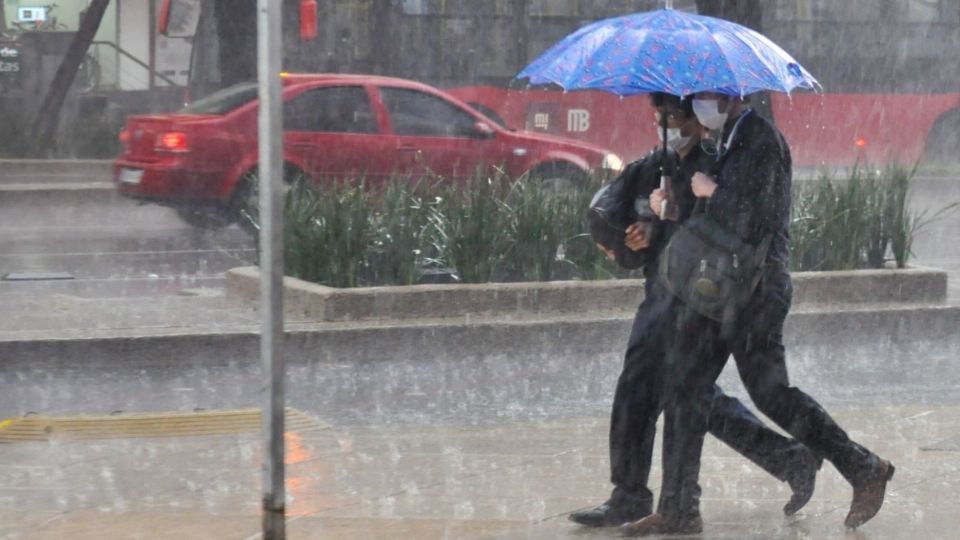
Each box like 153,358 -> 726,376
567,109 -> 590,132
533,112 -> 550,130
0,62 -> 20,73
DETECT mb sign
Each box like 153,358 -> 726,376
567,109 -> 590,132
18,7 -> 48,22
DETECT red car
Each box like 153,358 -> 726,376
114,74 -> 624,227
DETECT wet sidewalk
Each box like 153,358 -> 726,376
2,403 -> 958,539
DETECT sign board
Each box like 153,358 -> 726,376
17,7 -> 48,22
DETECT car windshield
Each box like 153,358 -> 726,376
181,82 -> 259,114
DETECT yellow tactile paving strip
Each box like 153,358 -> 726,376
0,408 -> 327,442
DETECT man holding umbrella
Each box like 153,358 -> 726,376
517,3 -> 893,534
620,92 -> 895,536
574,92 -> 821,531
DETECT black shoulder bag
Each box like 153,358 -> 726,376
656,114 -> 772,324
656,211 -> 771,324
586,152 -> 670,269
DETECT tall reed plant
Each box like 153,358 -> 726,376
791,164 -> 955,271
258,162 -> 949,288
283,178 -> 374,288
425,170 -> 513,283
366,177 -> 435,285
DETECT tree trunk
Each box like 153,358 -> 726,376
213,0 -> 257,88
510,0 -> 529,78
370,0 -> 396,75
30,0 -> 110,157
694,0 -> 762,31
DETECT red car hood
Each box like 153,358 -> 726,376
504,129 -> 613,156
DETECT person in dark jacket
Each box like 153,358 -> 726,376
571,93 -> 821,530
621,93 -> 895,537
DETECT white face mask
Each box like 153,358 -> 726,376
692,99 -> 729,131
657,127 -> 693,151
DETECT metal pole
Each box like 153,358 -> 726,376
257,0 -> 285,538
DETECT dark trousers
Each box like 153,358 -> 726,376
659,270 -> 879,519
608,279 -> 804,511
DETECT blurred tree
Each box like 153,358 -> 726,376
30,0 -> 110,157
510,0 -> 529,72
213,0 -> 257,87
370,0 -> 399,75
212,0 -> 306,88
694,0 -> 762,31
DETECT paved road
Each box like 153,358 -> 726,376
0,190 -> 256,297
1,172 -> 958,539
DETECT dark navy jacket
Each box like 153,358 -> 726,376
706,109 -> 792,273
616,144 -> 716,282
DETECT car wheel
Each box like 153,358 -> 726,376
530,163 -> 588,195
924,110 -> 960,165
231,166 -> 305,236
174,204 -> 235,229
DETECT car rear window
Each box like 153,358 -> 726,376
181,83 -> 259,115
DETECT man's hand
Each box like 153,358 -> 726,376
691,172 -> 718,198
649,188 -> 678,221
624,222 -> 651,251
596,243 -> 616,261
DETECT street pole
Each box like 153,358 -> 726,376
257,0 -> 285,538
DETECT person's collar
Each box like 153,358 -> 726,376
720,108 -> 752,154
676,136 -> 702,159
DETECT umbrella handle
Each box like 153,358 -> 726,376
659,175 -> 670,219
659,106 -> 670,219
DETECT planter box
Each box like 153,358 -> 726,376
225,265 -> 948,323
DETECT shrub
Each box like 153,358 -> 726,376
791,164 -> 956,271
251,163 -> 952,288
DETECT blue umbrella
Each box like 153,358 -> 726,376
516,6 -> 820,97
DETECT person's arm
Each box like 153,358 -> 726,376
705,124 -> 789,234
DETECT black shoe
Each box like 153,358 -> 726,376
569,498 -> 652,528
783,446 -> 823,515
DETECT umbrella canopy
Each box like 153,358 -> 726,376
516,8 -> 820,97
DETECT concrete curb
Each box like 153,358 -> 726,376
2,301 -> 957,362
2,303 -> 958,417
225,265 -> 949,323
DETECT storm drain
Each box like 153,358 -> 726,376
0,408 -> 327,442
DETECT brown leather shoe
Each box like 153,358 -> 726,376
620,512 -> 703,537
844,459 -> 895,529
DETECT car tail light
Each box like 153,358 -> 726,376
156,132 -> 189,152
